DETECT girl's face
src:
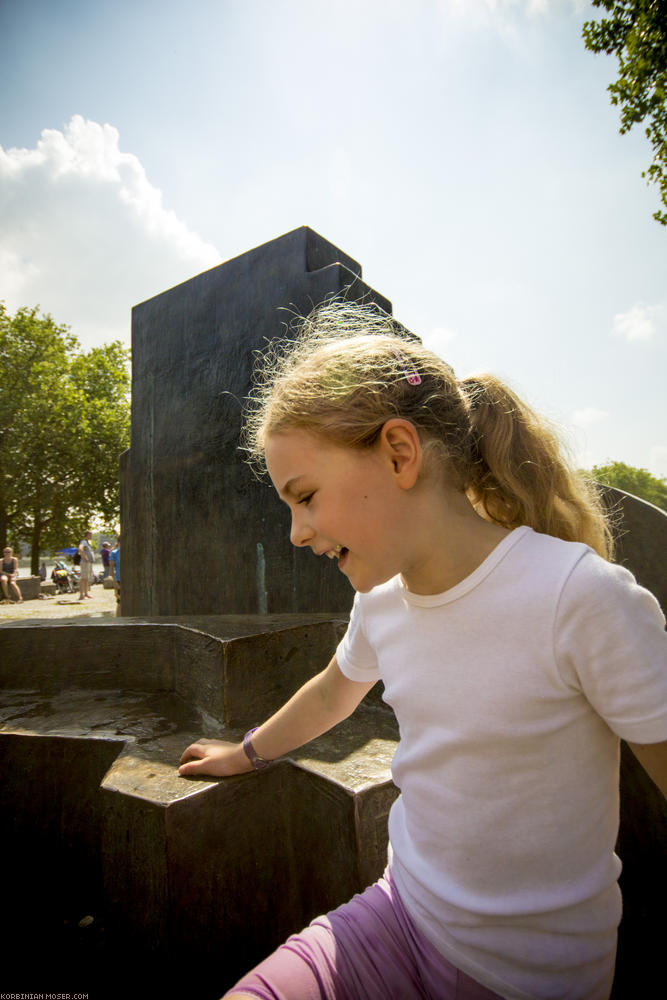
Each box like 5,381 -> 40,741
265,428 -> 411,593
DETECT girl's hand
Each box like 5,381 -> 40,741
178,738 -> 253,778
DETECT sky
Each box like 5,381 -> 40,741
1,0 -> 665,477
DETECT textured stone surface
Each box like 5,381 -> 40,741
0,614 -> 348,726
604,486 -> 667,612
0,615 -> 399,995
16,575 -> 41,599
121,226 -> 392,617
613,742 -> 667,998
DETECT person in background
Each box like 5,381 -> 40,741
101,541 -> 111,579
0,547 -> 22,602
110,536 -> 121,611
78,530 -> 94,601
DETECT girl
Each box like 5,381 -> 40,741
179,301 -> 667,1000
0,547 -> 22,602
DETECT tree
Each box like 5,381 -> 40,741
69,342 -> 133,526
583,0 -> 667,225
585,460 -> 667,510
0,303 -> 130,572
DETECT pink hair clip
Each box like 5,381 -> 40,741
392,349 -> 422,386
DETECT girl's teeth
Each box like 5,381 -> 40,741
327,545 -> 343,559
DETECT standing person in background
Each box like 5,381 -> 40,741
78,530 -> 94,601
100,542 -> 111,579
0,547 -> 22,603
110,536 -> 121,613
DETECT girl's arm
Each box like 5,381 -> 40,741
628,740 -> 667,799
178,655 -> 376,778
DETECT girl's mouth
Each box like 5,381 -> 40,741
326,545 -> 348,562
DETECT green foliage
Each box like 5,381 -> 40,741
583,0 -> 667,225
585,460 -> 667,510
0,302 -> 130,572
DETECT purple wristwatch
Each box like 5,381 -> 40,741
242,727 -> 273,771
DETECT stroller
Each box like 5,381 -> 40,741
51,559 -> 77,594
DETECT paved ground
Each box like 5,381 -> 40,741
0,583 -> 118,623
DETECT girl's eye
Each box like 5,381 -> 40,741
298,493 -> 314,506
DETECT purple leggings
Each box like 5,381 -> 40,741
226,870 -> 502,1000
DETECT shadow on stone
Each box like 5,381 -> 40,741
0,615 -> 399,996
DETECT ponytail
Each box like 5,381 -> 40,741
459,375 -> 613,560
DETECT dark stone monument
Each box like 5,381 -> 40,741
122,226 -> 391,617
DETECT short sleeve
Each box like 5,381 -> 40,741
336,592 -> 381,683
555,551 -> 667,743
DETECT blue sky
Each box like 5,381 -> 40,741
1,0 -> 665,476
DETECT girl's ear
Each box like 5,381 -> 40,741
378,419 -> 422,489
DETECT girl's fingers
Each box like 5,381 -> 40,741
179,740 -> 209,764
178,738 -> 247,777
178,757 -> 209,775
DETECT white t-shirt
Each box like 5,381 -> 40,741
336,527 -> 667,1000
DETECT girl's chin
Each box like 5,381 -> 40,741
346,568 -> 391,595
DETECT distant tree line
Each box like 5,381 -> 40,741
584,460 -> 667,512
0,303 -> 131,573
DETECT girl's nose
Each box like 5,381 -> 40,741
290,510 -> 314,547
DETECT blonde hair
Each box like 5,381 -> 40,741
243,301 -> 613,559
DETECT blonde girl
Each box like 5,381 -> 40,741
180,301 -> 667,1000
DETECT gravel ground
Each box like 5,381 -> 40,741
0,583 -> 118,623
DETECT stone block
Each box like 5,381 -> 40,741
0,615 -> 398,995
121,226 -> 393,617
0,731 -> 126,989
16,575 -> 41,599
612,742 -> 667,998
603,486 -> 667,612
0,614 -> 347,725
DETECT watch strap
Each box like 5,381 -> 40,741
243,727 -> 273,771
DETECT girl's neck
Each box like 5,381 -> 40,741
399,488 -> 511,596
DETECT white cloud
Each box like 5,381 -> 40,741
0,116 -> 222,348
612,303 -> 664,343
571,407 -> 609,428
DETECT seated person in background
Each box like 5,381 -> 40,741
0,547 -> 23,602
